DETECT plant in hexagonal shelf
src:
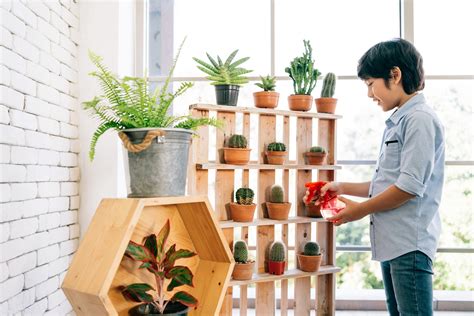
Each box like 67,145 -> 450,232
121,220 -> 198,315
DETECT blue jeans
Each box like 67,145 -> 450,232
381,250 -> 434,316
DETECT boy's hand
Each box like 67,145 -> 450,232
326,196 -> 368,226
316,182 -> 342,205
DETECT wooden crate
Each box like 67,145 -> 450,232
62,196 -> 234,316
188,104 -> 342,316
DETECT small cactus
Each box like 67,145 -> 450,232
269,241 -> 285,262
270,184 -> 284,203
310,146 -> 326,153
227,134 -> 248,148
303,241 -> 321,256
233,240 -> 248,263
267,142 -> 286,152
235,187 -> 254,205
320,72 -> 336,98
255,75 -> 276,92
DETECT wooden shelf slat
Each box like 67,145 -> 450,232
219,216 -> 327,228
197,163 -> 342,170
189,103 -> 342,120
228,266 -> 341,286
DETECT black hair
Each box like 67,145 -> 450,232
357,38 -> 425,94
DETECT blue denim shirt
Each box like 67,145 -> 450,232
369,93 -> 445,262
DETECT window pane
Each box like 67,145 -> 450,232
414,0 -> 474,75
434,253 -> 474,290
275,0 -> 399,76
336,252 -> 383,289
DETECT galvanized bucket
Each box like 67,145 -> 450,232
122,128 -> 193,197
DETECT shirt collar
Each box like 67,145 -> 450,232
386,93 -> 425,127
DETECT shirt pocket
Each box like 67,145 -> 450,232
379,140 -> 401,170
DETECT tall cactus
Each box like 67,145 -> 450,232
321,72 -> 336,98
285,40 -> 321,95
235,187 -> 254,205
227,134 -> 248,148
269,241 -> 285,262
233,240 -> 248,263
270,184 -> 284,203
267,142 -> 286,152
304,241 -> 321,256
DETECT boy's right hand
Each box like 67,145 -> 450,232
316,182 -> 342,205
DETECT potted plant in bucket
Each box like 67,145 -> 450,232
121,220 -> 198,315
285,40 -> 321,111
265,142 -> 287,165
315,72 -> 337,114
193,50 -> 252,106
84,39 -> 221,197
297,241 -> 323,273
268,241 -> 286,275
253,75 -> 279,108
229,187 -> 256,222
231,240 -> 254,280
223,134 -> 251,165
304,146 -> 327,165
266,184 -> 291,220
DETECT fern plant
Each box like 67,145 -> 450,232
84,38 -> 221,160
193,50 -> 252,85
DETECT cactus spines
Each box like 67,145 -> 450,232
310,146 -> 326,153
255,75 -> 276,91
267,142 -> 286,152
321,72 -> 336,98
270,184 -> 285,203
285,40 -> 321,95
233,240 -> 248,263
303,241 -> 321,256
235,187 -> 254,205
269,241 -> 285,262
227,134 -> 247,148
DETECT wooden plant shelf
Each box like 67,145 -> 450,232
197,163 -> 341,171
219,216 -> 327,229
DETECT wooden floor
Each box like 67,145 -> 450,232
232,310 -> 474,316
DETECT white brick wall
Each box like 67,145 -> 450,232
1,2 -> 79,314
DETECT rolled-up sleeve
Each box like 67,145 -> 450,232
395,111 -> 436,197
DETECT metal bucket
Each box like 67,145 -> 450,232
123,128 -> 193,197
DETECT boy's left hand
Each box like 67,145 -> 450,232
327,196 -> 368,226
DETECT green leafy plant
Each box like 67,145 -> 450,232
285,40 -> 321,95
235,187 -> 254,205
227,134 -> 248,148
121,220 -> 198,314
267,142 -> 286,152
269,241 -> 286,262
303,241 -> 321,256
270,184 -> 285,203
255,75 -> 276,91
321,72 -> 336,98
83,38 -> 221,160
310,146 -> 326,153
193,50 -> 252,85
233,240 -> 249,263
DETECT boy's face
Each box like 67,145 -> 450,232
364,78 -> 400,112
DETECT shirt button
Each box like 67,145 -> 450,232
369,194 -> 372,198
370,221 -> 373,225
376,168 -> 379,172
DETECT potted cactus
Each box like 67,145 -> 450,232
315,72 -> 337,114
268,241 -> 286,275
297,241 -> 323,273
230,187 -> 256,222
304,146 -> 327,165
266,184 -> 291,220
231,240 -> 255,280
265,142 -> 287,165
285,40 -> 321,111
253,75 -> 279,108
223,134 -> 251,165
193,50 -> 252,106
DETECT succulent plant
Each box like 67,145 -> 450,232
285,40 -> 321,95
269,241 -> 286,262
233,240 -> 249,263
267,142 -> 286,152
227,134 -> 248,148
303,241 -> 321,256
193,50 -> 252,86
321,72 -> 336,98
235,187 -> 254,205
255,75 -> 276,91
270,184 -> 285,203
310,146 -> 326,153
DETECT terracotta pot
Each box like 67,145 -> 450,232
265,151 -> 287,165
266,202 -> 291,220
232,261 -> 254,280
230,203 -> 256,222
268,260 -> 285,275
223,148 -> 251,165
288,95 -> 313,111
315,98 -> 338,114
306,203 -> 322,218
254,91 -> 279,108
297,253 -> 322,272
304,152 -> 327,165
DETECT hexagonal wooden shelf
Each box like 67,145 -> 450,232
62,196 -> 234,316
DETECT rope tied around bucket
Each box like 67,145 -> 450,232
118,129 -> 165,153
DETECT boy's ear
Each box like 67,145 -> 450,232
390,67 -> 402,84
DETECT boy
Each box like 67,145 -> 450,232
321,38 -> 445,315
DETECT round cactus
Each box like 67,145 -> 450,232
320,72 -> 336,98
310,146 -> 326,153
269,241 -> 285,262
303,241 -> 321,256
233,240 -> 248,263
235,187 -> 254,205
267,142 -> 286,152
227,134 -> 248,148
270,184 -> 284,203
